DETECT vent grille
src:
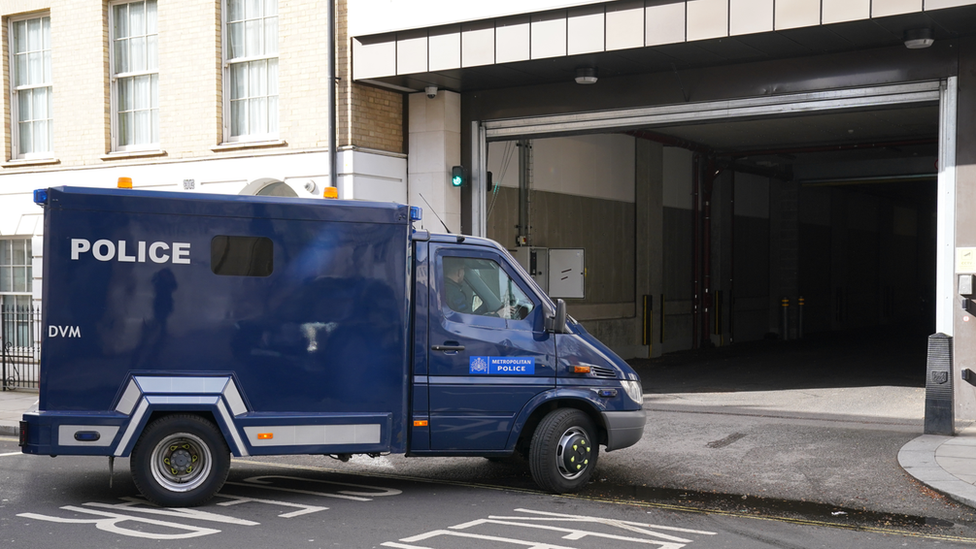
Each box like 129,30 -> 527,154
591,366 -> 617,379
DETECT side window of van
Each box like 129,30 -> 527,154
211,236 -> 273,276
442,256 -> 534,320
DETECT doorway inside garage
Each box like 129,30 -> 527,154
477,81 -> 950,386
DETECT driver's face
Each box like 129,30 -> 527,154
447,265 -> 465,283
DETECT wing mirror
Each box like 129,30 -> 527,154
546,299 -> 568,334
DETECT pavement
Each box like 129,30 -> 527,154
0,389 -> 34,438
901,426 -> 976,509
4,325 -> 976,519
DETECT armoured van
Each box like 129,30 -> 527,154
20,186 -> 646,506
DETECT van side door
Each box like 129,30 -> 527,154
427,244 -> 555,451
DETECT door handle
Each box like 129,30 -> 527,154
432,344 -> 465,352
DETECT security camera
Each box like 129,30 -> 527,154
425,86 -> 438,99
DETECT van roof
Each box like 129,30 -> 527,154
44,186 -> 412,225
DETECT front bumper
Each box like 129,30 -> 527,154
601,409 -> 646,451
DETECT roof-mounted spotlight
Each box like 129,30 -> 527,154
904,28 -> 934,50
575,67 -> 598,85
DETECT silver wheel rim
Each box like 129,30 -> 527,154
149,432 -> 213,493
555,426 -> 591,480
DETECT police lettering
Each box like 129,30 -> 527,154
70,239 -> 190,264
497,365 -> 527,373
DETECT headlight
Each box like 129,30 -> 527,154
620,380 -> 643,405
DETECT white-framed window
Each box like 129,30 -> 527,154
9,14 -> 52,160
110,0 -> 158,151
223,0 -> 278,142
0,239 -> 33,347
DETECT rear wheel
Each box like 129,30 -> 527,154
528,409 -> 599,493
130,414 -> 230,507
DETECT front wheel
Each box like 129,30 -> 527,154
130,414 -> 231,507
528,409 -> 600,493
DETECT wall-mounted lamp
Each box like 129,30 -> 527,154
904,28 -> 934,50
575,67 -> 598,85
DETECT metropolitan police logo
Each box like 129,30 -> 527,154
470,356 -> 489,374
469,356 -> 534,375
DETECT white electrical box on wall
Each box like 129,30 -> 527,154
508,247 -> 549,293
548,248 -> 584,299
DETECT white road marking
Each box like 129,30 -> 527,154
453,518 -> 693,544
492,508 -> 717,536
388,528 -> 583,548
223,480 -> 371,502
13,468 -> 405,541
385,508 -> 718,549
214,493 -> 328,518
84,497 -> 259,525
18,506 -> 221,540
226,475 -> 402,501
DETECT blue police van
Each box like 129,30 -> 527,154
20,186 -> 645,506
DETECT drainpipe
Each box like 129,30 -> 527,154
691,154 -> 700,350
729,170 -> 736,345
517,140 -> 531,246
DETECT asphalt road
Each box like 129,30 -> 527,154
2,436 -> 976,549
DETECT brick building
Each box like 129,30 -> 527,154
0,0 -> 406,318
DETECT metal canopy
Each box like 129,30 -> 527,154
360,7 -> 976,95
483,81 -> 941,141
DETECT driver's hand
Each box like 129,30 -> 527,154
495,305 -> 513,319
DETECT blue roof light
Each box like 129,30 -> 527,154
410,206 -> 423,222
33,188 -> 48,206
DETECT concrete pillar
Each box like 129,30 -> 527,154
635,140 -> 665,358
954,43 -> 976,422
829,187 -> 848,331
408,91 -> 462,233
769,179 -> 800,338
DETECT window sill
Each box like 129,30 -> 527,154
3,157 -> 60,168
212,140 -> 287,152
101,149 -> 168,161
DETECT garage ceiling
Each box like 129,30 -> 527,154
646,104 -> 938,154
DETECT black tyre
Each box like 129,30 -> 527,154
130,414 -> 231,507
528,409 -> 599,493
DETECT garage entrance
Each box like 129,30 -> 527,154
474,80 -> 954,366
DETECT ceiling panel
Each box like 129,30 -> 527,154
647,104 -> 938,153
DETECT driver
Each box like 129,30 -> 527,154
443,261 -> 471,313
443,259 -> 512,318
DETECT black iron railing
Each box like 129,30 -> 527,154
1,307 -> 40,391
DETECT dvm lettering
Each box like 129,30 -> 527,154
49,325 -> 81,338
